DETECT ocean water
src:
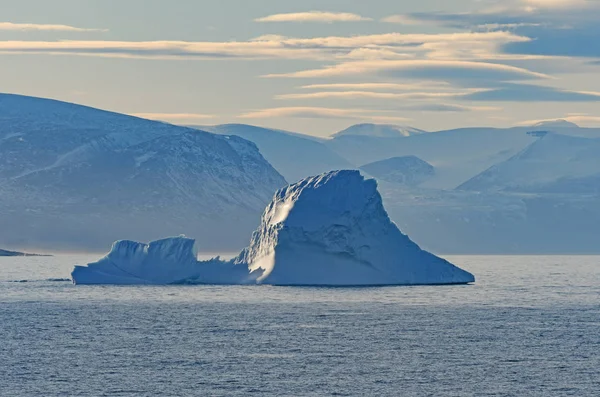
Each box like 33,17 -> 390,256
1,255 -> 599,396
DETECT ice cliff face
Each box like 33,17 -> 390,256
72,170 -> 475,286
71,237 -> 249,285
72,238 -> 201,285
236,170 -> 474,285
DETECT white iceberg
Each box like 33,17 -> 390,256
72,170 -> 474,286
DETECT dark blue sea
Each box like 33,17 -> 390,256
1,255 -> 599,396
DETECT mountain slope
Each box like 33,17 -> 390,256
360,156 -> 435,186
458,133 -> 600,193
380,186 -> 600,254
0,94 -> 286,252
197,124 -> 354,182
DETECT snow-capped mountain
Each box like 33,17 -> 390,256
196,124 -> 354,182
0,94 -> 286,252
531,119 -> 580,129
332,123 -> 426,138
328,127 -> 539,189
360,156 -> 435,186
458,133 -> 600,193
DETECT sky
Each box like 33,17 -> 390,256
1,0 -> 599,137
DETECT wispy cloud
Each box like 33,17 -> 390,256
300,82 -> 451,91
130,113 -> 215,122
401,103 -> 501,112
239,106 -> 410,123
0,31 -> 531,61
255,11 -> 372,23
275,90 -> 482,100
265,60 -> 550,81
0,40 -> 326,60
523,0 -> 589,9
0,22 -> 107,32
381,15 -> 425,25
462,83 -> 600,102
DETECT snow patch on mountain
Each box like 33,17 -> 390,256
332,124 -> 426,139
531,119 -> 579,129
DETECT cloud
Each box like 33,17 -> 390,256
383,2 -> 600,58
462,83 -> 600,101
523,0 -> 589,9
381,15 -> 427,25
255,11 -> 372,23
337,48 -> 413,60
0,22 -> 106,32
0,40 -> 327,60
130,113 -> 215,122
238,106 -> 410,122
265,60 -> 550,82
300,82 -> 452,91
0,31 -> 531,61
275,90 -> 481,100
400,103 -> 501,112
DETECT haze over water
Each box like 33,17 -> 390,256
1,255 -> 599,396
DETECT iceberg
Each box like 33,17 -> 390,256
72,170 -> 474,286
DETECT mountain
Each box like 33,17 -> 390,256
327,127 -> 539,189
531,119 -> 580,129
328,121 -> 600,190
325,126 -> 600,254
196,124 -> 354,182
524,120 -> 600,139
360,156 -> 434,186
332,123 -> 426,138
458,133 -> 600,193
381,186 -> 600,254
0,94 -> 286,252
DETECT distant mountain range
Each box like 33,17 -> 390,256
0,94 -> 285,252
198,121 -> 600,254
2,93 -> 599,254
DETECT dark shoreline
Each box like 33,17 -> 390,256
0,249 -> 52,257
